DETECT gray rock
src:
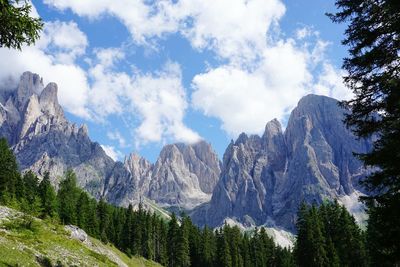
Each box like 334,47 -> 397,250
65,225 -> 88,243
148,141 -> 221,209
191,94 -> 372,231
0,71 -> 221,210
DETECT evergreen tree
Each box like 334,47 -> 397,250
76,191 -> 90,229
275,246 -> 295,267
57,170 -> 80,225
216,226 -> 232,267
167,213 -> 179,267
21,170 -> 42,216
0,138 -> 20,203
328,1 -> 400,264
176,215 -> 191,267
295,204 -> 328,267
200,226 -> 216,267
38,172 -> 57,218
97,198 -> 110,242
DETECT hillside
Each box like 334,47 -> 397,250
0,206 -> 162,267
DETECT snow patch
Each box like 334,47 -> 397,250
338,190 -> 368,226
220,217 -> 295,248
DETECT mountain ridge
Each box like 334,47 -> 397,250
1,71 -> 371,232
0,71 -> 220,210
190,94 -> 372,231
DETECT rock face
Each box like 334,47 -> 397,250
191,94 -> 372,231
0,72 -> 220,209
0,72 -> 129,200
148,141 -> 221,209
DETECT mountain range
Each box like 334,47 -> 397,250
0,72 -> 371,232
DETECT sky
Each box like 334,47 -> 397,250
0,0 -> 351,162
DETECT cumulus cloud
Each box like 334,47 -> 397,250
314,63 -> 353,101
126,62 -> 200,145
101,144 -> 123,161
38,21 -> 88,64
86,49 -> 200,145
2,0 -> 352,144
43,0 -> 351,137
0,20 -> 91,118
107,130 -> 127,148
0,10 -> 199,145
44,0 -> 285,61
192,40 -> 311,136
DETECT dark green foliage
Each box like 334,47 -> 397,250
20,170 -> 42,216
38,172 -> 57,218
295,201 -> 367,267
328,1 -> 400,265
167,213 -> 180,267
0,0 -> 43,50
0,140 -> 373,266
0,138 -> 20,203
57,170 -> 80,225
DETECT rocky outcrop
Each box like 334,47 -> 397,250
191,94 -> 372,231
0,72 -> 126,200
0,72 -> 221,209
148,141 -> 221,209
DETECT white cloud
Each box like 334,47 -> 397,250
87,48 -> 130,118
177,0 -> 285,63
2,0 -> 352,145
85,49 -> 200,145
43,0 -> 181,45
101,144 -> 123,161
44,0 -> 285,62
296,27 -> 313,40
38,21 -> 88,64
107,130 -> 127,148
192,39 -> 311,136
314,63 -> 352,100
0,22 -> 90,118
126,62 -> 200,145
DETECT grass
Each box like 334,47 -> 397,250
0,206 -> 163,267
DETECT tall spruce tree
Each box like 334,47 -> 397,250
57,170 -> 80,225
167,213 -> 179,267
0,138 -> 20,203
328,1 -> 400,265
21,170 -> 42,216
176,215 -> 191,267
38,171 -> 57,218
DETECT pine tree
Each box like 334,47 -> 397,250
167,213 -> 179,267
76,191 -> 90,229
21,171 -> 42,216
97,198 -> 110,242
57,170 -> 80,225
217,226 -> 232,267
176,215 -> 191,267
328,1 -> 400,264
200,226 -> 217,267
38,172 -> 57,218
0,138 -> 20,203
295,203 -> 329,267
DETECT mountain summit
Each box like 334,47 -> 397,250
191,94 -> 372,230
0,72 -> 220,209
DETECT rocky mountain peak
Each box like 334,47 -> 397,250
39,82 -> 64,117
191,94 -> 371,231
16,71 -> 43,110
78,124 -> 89,137
148,141 -> 221,208
263,118 -> 282,137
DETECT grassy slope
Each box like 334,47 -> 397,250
0,206 -> 162,267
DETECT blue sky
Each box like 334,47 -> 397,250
0,0 -> 350,162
